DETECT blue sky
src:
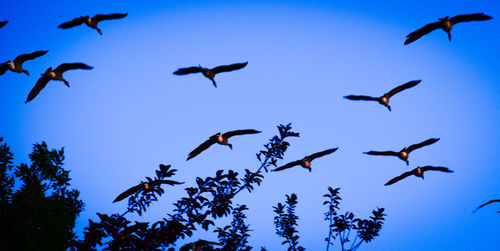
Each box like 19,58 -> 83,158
1,0 -> 499,250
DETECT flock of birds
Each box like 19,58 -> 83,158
2,12 -> 498,212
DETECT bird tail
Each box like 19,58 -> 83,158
23,70 -> 30,76
63,79 -> 70,87
211,79 -> 217,88
97,27 -> 102,35
228,144 -> 233,149
447,32 -> 451,41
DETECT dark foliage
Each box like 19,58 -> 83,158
273,193 -> 305,251
214,204 -> 252,251
0,139 -> 84,251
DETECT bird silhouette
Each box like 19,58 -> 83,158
173,62 -> 248,87
364,138 -> 439,165
0,50 -> 48,76
58,13 -> 127,35
474,199 -> 500,213
187,129 -> 261,160
344,80 -> 421,111
405,13 -> 492,45
0,20 -> 8,29
272,148 -> 338,172
113,179 -> 183,203
25,63 -> 93,103
384,166 -> 453,186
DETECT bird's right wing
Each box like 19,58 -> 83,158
272,160 -> 302,172
173,66 -> 203,75
420,166 -> 453,173
450,13 -> 493,25
113,184 -> 141,202
93,13 -> 128,22
211,62 -> 248,74
0,63 -> 9,75
344,95 -> 379,101
25,76 -> 50,103
308,148 -> 339,161
385,170 -> 415,186
187,134 -> 218,160
404,21 -> 442,45
384,80 -> 421,98
406,138 -> 439,153
54,63 -> 93,73
222,129 -> 261,138
58,17 -> 85,28
13,50 -> 49,65
475,199 -> 500,212
364,151 -> 399,156
0,20 -> 7,29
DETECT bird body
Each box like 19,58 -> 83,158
187,129 -> 261,160
405,13 -> 492,45
58,13 -> 128,35
25,63 -> 93,103
364,138 -> 439,165
385,166 -> 453,186
344,80 -> 421,111
0,50 -> 48,76
173,62 -> 248,87
272,148 -> 338,172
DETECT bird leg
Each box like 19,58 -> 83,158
211,78 -> 217,88
447,32 -> 452,41
63,79 -> 70,87
227,144 -> 233,150
96,27 -> 103,35
23,70 -> 29,76
386,105 -> 392,111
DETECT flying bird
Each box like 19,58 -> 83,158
384,166 -> 453,186
58,13 -> 128,35
0,50 -> 48,76
25,63 -> 93,103
272,148 -> 338,172
364,138 -> 439,165
405,13 -> 492,45
187,129 -> 261,160
113,179 -> 183,203
474,199 -> 500,213
0,20 -> 7,29
173,62 -> 248,87
344,80 -> 421,111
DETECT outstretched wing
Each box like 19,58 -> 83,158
384,80 -> 421,98
54,63 -> 93,73
344,95 -> 379,101
25,76 -> 50,103
307,148 -> 339,161
406,138 -> 439,153
187,134 -> 218,160
0,20 -> 8,29
0,63 -> 9,75
420,166 -> 453,173
475,199 -> 500,212
58,17 -> 86,28
13,50 -> 48,65
113,184 -> 142,202
364,151 -> 399,156
155,180 -> 184,186
385,170 -> 415,186
272,160 -> 302,172
173,66 -> 204,75
211,62 -> 248,74
404,21 -> 442,45
93,13 -> 128,22
222,129 -> 261,138
450,13 -> 492,25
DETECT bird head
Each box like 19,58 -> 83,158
416,167 -> 424,179
439,16 -> 450,22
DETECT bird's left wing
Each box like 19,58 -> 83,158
25,76 -> 50,103
272,160 -> 302,172
93,13 -> 128,22
14,50 -> 48,65
58,17 -> 86,28
474,199 -> 500,212
450,13 -> 492,25
0,63 -> 9,75
211,62 -> 248,74
113,184 -> 142,202
54,63 -> 93,73
384,170 -> 414,186
404,21 -> 442,45
173,66 -> 203,75
384,80 -> 421,98
187,134 -> 218,160
420,166 -> 453,173
406,138 -> 439,153
0,20 -> 8,29
222,129 -> 261,138
307,148 -> 339,161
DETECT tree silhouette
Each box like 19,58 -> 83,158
0,138 -> 84,251
273,193 -> 305,251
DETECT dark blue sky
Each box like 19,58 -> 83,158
1,0 -> 499,249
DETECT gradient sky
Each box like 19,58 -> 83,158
1,0 -> 499,250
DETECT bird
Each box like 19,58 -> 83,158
344,80 -> 421,111
113,179 -> 183,203
364,138 -> 439,165
272,148 -> 338,172
474,199 -> 500,213
25,63 -> 93,103
58,13 -> 127,35
384,166 -> 453,186
187,129 -> 261,160
0,50 -> 48,76
173,62 -> 248,87
0,20 -> 8,29
405,13 -> 492,45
